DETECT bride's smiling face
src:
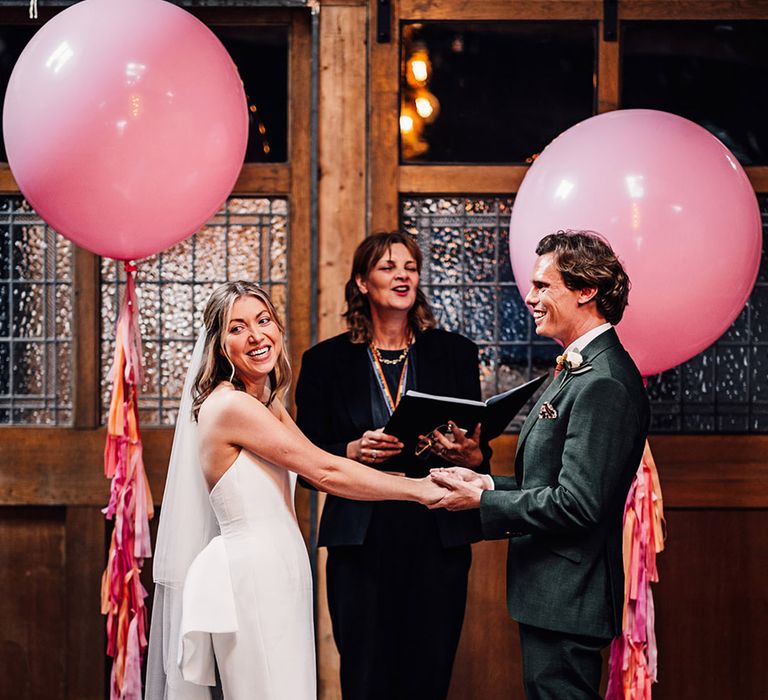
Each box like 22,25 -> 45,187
223,295 -> 283,383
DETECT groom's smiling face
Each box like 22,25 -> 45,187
524,253 -> 585,347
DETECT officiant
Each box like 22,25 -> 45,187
295,230 -> 491,700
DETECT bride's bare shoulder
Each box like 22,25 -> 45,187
198,382 -> 269,430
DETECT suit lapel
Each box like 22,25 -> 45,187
513,328 -> 621,480
339,341 -> 374,433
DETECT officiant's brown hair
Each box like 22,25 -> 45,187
192,281 -> 292,419
343,231 -> 436,344
536,230 -> 631,325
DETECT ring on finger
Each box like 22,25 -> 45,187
372,449 -> 377,460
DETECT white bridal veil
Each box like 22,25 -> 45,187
146,330 -> 219,700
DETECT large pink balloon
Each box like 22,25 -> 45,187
3,0 -> 247,260
509,109 -> 762,377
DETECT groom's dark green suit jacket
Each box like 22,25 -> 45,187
480,328 -> 650,639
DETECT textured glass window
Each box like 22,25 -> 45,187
0,197 -> 73,424
399,22 -> 596,164
101,197 -> 289,426
401,195 -> 557,431
622,21 -> 768,166
402,194 -> 768,434
212,25 -> 289,163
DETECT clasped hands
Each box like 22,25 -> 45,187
425,466 -> 489,510
416,421 -> 487,511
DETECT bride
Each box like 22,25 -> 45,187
146,281 -> 446,699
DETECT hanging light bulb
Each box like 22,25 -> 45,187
406,45 -> 431,87
399,101 -> 428,160
413,88 -> 440,123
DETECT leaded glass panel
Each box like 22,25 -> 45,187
0,197 -> 73,424
402,195 -> 556,431
100,197 -> 289,426
402,194 -> 768,434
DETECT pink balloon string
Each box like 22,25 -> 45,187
606,440 -> 666,700
101,267 -> 153,699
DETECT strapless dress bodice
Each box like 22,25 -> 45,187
209,449 -> 298,537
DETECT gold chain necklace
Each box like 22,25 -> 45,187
372,343 -> 410,365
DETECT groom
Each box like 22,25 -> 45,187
431,231 -> 649,699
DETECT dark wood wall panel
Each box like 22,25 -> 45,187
448,539 -> 521,699
446,508 -> 768,700
0,507 -> 67,700
653,509 -> 768,700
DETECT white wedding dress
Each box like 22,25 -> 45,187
177,449 -> 316,699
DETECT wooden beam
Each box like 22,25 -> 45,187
1,429 -> 768,508
72,247 -> 101,429
368,0 -> 400,233
232,163 -> 291,195
746,167 -> 768,193
0,166 -> 18,194
489,433 -> 768,509
317,4 -> 368,341
399,165 -> 527,194
287,11 -> 313,393
597,21 -> 620,114
399,0 -> 602,20
0,428 -> 171,506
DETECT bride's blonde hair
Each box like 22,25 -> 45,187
192,281 -> 291,419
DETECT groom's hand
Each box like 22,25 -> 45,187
428,469 -> 485,511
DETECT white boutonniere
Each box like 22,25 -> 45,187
555,348 -> 593,376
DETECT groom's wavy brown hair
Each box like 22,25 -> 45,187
536,230 -> 631,325
192,281 -> 291,420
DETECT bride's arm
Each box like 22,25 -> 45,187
200,390 -> 444,505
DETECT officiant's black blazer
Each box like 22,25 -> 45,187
295,328 -> 491,549
480,328 -> 650,638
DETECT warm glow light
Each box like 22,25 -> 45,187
46,41 -> 74,74
631,201 -> 641,230
414,96 -> 433,119
400,114 -> 414,133
130,95 -> 141,118
411,59 -> 428,83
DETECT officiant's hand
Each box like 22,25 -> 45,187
348,428 -> 403,465
418,420 -> 483,468
427,468 -> 485,511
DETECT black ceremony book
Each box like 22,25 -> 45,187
383,373 -> 547,458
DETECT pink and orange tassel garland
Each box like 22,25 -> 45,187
101,264 -> 154,700
606,440 -> 666,700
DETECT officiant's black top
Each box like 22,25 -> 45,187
295,327 -> 491,548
